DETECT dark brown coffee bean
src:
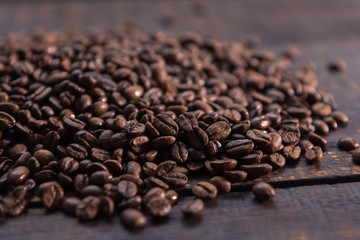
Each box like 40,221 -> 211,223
66,143 -> 88,159
232,120 -> 251,134
117,180 -> 138,198
251,116 -> 271,130
308,132 -> 327,148
312,102 -> 332,117
206,121 -> 231,140
192,182 -> 217,200
225,139 -> 254,156
103,160 -> 123,176
142,162 -> 158,177
63,117 -> 86,132
8,144 -> 27,160
246,129 -> 271,147
120,208 -> 147,229
331,111 -> 349,124
80,185 -> 104,197
171,141 -> 188,164
146,196 -> 172,218
151,136 -> 176,149
90,148 -> 112,162
313,119 -> 329,135
279,125 -> 301,145
153,113 -> 179,136
298,140 -> 314,154
240,150 -> 263,164
252,181 -> 275,201
3,185 -> 28,216
99,196 -> 115,217
91,101 -> 109,116
117,195 -> 142,211
143,187 -> 166,206
33,170 -> 57,183
33,149 -> 54,165
287,106 -> 311,118
222,170 -> 247,183
0,102 -> 19,114
263,132 -> 283,153
76,196 -> 100,220
0,111 -> 16,129
188,126 -> 209,149
162,172 -> 188,188
305,146 -> 323,163
155,160 -> 176,177
282,145 -> 301,161
240,163 -> 273,178
210,176 -> 231,194
181,198 -> 204,217
328,59 -> 346,72
206,140 -> 222,158
337,137 -> 359,151
61,197 -> 81,216
352,148 -> 360,164
7,166 -> 29,185
209,159 -> 237,171
38,181 -> 64,209
126,161 -> 141,178
89,171 -> 113,185
267,153 -> 286,169
165,190 -> 178,204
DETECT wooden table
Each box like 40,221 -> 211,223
1,0 -> 360,239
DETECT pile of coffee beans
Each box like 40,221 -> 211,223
0,29 -> 351,229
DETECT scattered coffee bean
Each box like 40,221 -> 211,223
337,137 -> 359,151
305,146 -> 323,163
328,59 -> 347,72
192,182 -> 217,200
352,148 -> 360,164
181,198 -> 204,217
120,208 -> 147,229
252,182 -> 275,201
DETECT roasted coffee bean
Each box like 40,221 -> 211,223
267,153 -> 286,169
222,170 -> 247,183
90,148 -> 112,162
282,145 -> 301,161
0,111 -> 16,129
171,141 -> 188,164
117,195 -> 142,211
162,172 -> 188,188
126,161 -> 141,178
99,196 -> 115,217
165,190 -> 178,204
155,160 -> 176,177
66,143 -> 88,159
153,113 -> 179,136
76,196 -> 100,220
225,139 -> 254,156
188,127 -> 209,149
142,162 -> 158,177
7,166 -> 29,185
192,182 -> 217,200
206,121 -> 231,140
8,144 -> 27,160
3,185 -> 28,216
38,181 -> 64,209
313,119 -> 329,135
146,196 -> 172,218
305,146 -> 323,163
103,160 -> 123,176
206,140 -> 222,158
308,132 -> 327,148
240,164 -> 273,178
181,198 -> 204,217
61,197 -> 81,216
63,117 -> 86,132
120,208 -> 147,229
246,129 -> 271,147
80,185 -> 104,197
251,116 -> 271,130
143,187 -> 166,205
312,102 -> 332,117
89,171 -> 113,185
33,149 -> 54,165
240,150 -> 263,164
298,140 -> 314,153
151,136 -> 176,149
252,181 -> 275,201
328,59 -> 346,72
279,125 -> 300,145
209,159 -> 237,172
331,111 -> 349,124
59,157 -> 79,175
210,176 -> 231,194
352,148 -> 360,164
117,180 -> 138,198
232,120 -> 251,134
337,137 -> 359,151
263,132 -> 283,153
33,170 -> 57,183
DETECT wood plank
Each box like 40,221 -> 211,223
2,182 -> 360,240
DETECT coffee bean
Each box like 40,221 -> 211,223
76,196 -> 100,220
165,190 -> 178,204
246,129 -> 271,147
251,116 -> 271,130
298,140 -> 314,153
171,141 -> 188,164
337,137 -> 359,151
38,181 -> 64,209
0,111 -> 16,129
282,145 -> 301,161
117,180 -> 138,199
7,166 -> 29,185
188,127 -> 209,149
192,182 -> 217,200
240,164 -> 273,178
252,182 -> 275,201
352,148 -> 360,164
240,150 -> 263,164
162,172 -> 188,188
63,117 -> 86,132
313,119 -> 329,135
99,196 -> 115,217
209,159 -> 237,172
181,198 -> 204,217
279,125 -> 300,145
120,208 -> 147,229
3,185 -> 28,216
66,143 -> 88,159
151,136 -> 176,149
89,171 -> 113,185
210,176 -> 231,194
225,139 -> 254,156
305,146 -> 323,163
328,59 -> 346,72
146,196 -> 172,218
153,113 -> 179,136
312,102 -> 332,117
206,121 -> 231,140
80,185 -> 104,197
222,170 -> 247,183
33,149 -> 54,165
61,197 -> 80,216
331,111 -> 349,124
308,132 -> 327,148
33,170 -> 57,183
267,153 -> 286,169
155,160 -> 176,177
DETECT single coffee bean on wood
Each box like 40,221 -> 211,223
252,182 -> 275,201
181,198 -> 204,217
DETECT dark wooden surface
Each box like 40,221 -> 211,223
1,0 -> 360,239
